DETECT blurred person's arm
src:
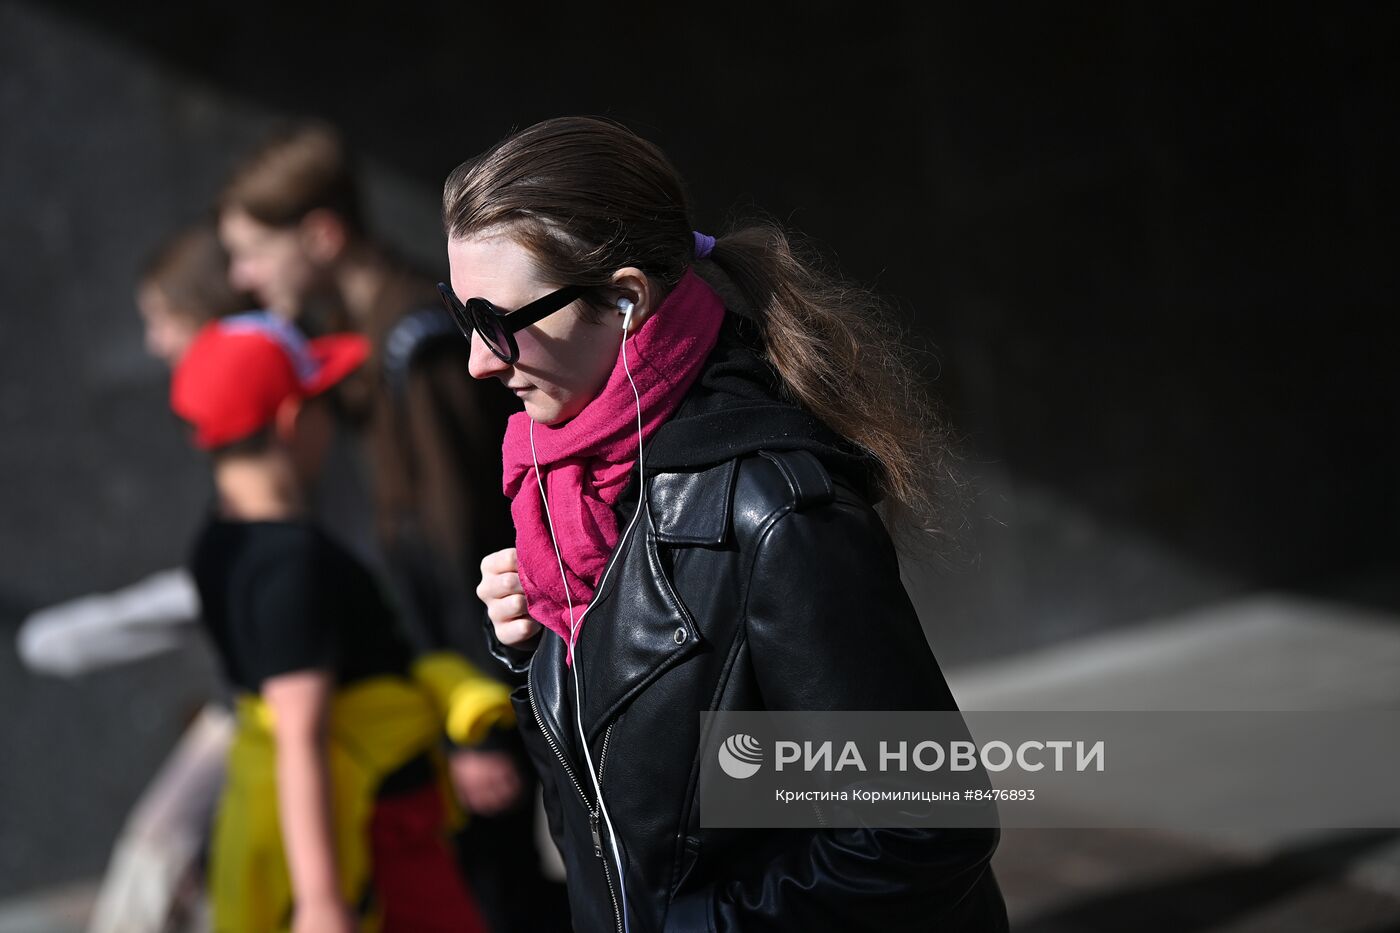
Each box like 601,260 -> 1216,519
395,334 -> 530,818
263,669 -> 355,933
16,567 -> 200,676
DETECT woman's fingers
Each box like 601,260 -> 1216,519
476,571 -> 521,602
481,547 -> 518,575
495,615 -> 541,646
478,547 -> 538,645
486,593 -> 530,624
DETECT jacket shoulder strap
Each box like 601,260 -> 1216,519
756,449 -> 835,512
729,449 -> 837,552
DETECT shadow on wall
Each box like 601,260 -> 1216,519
30,0 -> 1399,617
1,2 -> 1397,657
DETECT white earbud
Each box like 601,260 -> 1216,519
617,297 -> 635,332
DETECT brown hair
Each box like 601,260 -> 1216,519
219,123 -> 364,234
223,125 -> 512,574
140,222 -> 251,322
443,116 -> 963,545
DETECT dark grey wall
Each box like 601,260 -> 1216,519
0,0 -> 1395,894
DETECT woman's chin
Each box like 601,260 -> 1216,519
523,397 -> 564,425
525,395 -> 587,427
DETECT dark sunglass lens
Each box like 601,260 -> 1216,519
437,284 -> 474,340
467,300 -> 513,361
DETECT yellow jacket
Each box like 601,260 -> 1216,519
209,652 -> 512,933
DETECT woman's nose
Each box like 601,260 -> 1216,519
467,330 -> 510,380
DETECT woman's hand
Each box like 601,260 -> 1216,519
477,548 -> 541,647
449,748 -> 525,816
292,894 -> 356,933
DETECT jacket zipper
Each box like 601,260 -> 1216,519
590,722 -> 615,855
528,679 -> 590,804
528,501 -> 640,933
593,722 -> 621,933
529,682 -> 623,933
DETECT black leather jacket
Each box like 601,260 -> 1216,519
487,444 -> 1008,932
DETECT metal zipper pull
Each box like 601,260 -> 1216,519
590,810 -> 603,857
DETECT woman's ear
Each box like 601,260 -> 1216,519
609,267 -> 654,335
299,208 -> 349,265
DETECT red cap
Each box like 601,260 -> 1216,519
170,313 -> 369,450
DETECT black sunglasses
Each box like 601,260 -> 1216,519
437,281 -> 588,365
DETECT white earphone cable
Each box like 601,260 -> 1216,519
528,302 -> 642,932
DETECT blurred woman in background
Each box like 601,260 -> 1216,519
217,123 -> 569,933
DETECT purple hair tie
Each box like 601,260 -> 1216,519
693,231 -> 716,260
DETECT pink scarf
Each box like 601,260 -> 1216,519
501,269 -> 726,660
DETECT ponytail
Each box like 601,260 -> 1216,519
704,224 -> 964,548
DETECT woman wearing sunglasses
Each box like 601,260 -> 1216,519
445,117 -> 1008,933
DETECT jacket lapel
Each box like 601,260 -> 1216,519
648,459 -> 738,546
531,462 -> 736,756
574,502 -> 705,744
